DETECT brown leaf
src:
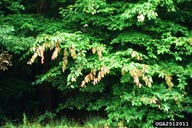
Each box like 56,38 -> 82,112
165,74 -> 174,89
51,46 -> 60,60
38,46 -> 45,64
69,47 -> 76,59
92,47 -> 96,54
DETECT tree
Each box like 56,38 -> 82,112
1,0 -> 192,127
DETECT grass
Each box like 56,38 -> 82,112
1,115 -> 109,128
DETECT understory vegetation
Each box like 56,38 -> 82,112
2,115 -> 108,128
0,0 -> 192,127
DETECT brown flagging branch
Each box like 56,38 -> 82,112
0,51 -> 12,71
81,67 -> 110,87
122,64 -> 152,88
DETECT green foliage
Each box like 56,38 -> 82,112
0,0 -> 24,14
37,111 -> 56,123
26,0 -> 192,127
0,19 -> 34,53
1,0 -> 192,127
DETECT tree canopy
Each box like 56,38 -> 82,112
0,0 -> 192,127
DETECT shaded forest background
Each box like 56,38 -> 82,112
0,0 -> 192,127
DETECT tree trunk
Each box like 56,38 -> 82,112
40,51 -> 54,112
